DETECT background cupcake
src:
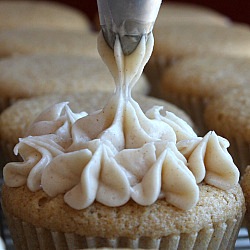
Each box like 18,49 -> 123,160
0,54 -> 149,112
0,28 -> 99,58
153,22 -> 250,65
146,22 -> 250,95
158,55 -> 250,134
204,88 -> 250,173
0,0 -> 91,32
144,1 -> 230,93
2,183 -> 244,249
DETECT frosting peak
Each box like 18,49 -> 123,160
3,32 -> 239,211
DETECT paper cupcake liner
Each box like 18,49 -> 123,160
4,211 -> 243,250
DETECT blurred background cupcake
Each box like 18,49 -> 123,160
147,23 -> 250,95
158,55 -> 250,134
144,1 -> 231,90
0,28 -> 99,58
0,54 -> 149,111
204,88 -> 250,174
0,0 -> 91,32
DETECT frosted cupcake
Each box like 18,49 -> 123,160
0,91 -> 193,164
204,88 -> 250,173
0,28 -> 99,58
0,0 -> 90,32
159,55 -> 250,134
0,54 -> 149,112
1,31 -> 245,250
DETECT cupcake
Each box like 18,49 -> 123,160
146,22 -> 250,94
0,28 -> 99,58
155,2 -> 229,27
0,91 -> 193,165
158,55 -> 250,134
0,0 -> 90,32
241,166 -> 250,235
1,31 -> 244,250
204,88 -> 250,173
0,54 -> 149,112
144,2 -> 231,91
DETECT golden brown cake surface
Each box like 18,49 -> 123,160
0,29 -> 99,58
204,88 -> 250,143
0,54 -> 149,99
156,2 -> 229,26
2,183 -> 245,239
160,55 -> 250,99
154,23 -> 250,60
0,1 -> 90,31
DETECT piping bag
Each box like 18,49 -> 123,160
97,0 -> 162,55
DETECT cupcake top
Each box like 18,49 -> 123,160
160,55 -> 250,99
154,23 -> 250,59
0,28 -> 99,58
3,32 -> 239,211
156,2 -> 229,26
0,92 -> 193,149
0,54 -> 149,99
0,1 -> 90,31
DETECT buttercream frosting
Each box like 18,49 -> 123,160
4,32 -> 239,210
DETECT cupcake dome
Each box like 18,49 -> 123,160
0,28 -> 99,58
0,0 -> 90,31
155,2 -> 229,26
154,23 -> 250,61
0,54 -> 149,111
159,55 -> 250,133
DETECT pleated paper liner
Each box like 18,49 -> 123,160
4,211 -> 243,250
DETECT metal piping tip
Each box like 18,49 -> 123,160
101,27 -> 148,55
97,0 -> 162,55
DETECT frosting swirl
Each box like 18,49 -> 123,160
4,32 -> 239,210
